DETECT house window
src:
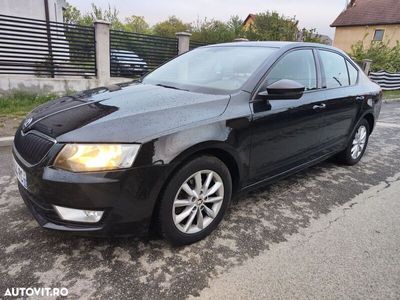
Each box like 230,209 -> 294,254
373,29 -> 385,41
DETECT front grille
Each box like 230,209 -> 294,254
14,130 -> 54,165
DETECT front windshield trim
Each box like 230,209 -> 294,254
148,80 -> 235,95
143,46 -> 279,95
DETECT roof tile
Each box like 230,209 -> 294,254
331,0 -> 400,27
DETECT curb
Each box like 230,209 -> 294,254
383,98 -> 400,103
0,136 -> 13,147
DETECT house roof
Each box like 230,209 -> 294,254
243,14 -> 256,25
331,0 -> 400,27
317,34 -> 333,45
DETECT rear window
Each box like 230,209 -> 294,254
319,50 -> 349,88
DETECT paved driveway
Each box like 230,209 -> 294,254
1,102 -> 400,299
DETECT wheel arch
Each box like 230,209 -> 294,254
166,141 -> 243,193
149,142 -> 243,231
363,112 -> 375,134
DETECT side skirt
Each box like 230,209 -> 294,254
239,150 -> 340,194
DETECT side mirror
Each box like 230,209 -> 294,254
258,79 -> 305,100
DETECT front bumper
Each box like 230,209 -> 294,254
13,148 -> 169,237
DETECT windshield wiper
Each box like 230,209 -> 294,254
155,83 -> 188,91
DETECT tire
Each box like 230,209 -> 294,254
337,118 -> 370,165
157,156 -> 232,245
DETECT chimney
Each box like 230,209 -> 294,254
347,0 -> 356,8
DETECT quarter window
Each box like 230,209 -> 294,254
319,50 -> 350,88
266,50 -> 317,91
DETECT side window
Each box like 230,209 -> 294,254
319,50 -> 350,88
266,50 -> 317,91
347,61 -> 359,85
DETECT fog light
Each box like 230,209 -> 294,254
54,205 -> 104,223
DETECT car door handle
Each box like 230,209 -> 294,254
356,96 -> 365,101
313,103 -> 326,110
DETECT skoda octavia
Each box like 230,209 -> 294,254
13,42 -> 382,245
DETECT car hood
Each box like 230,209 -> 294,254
26,83 -> 230,143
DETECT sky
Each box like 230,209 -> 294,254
67,0 -> 349,38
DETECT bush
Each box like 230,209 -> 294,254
350,40 -> 400,72
244,11 -> 298,41
191,16 -> 243,44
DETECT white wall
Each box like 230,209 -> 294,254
0,76 -> 132,97
1,0 -> 66,22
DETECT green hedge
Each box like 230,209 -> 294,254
351,41 -> 400,73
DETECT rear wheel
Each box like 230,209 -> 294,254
337,119 -> 370,165
157,156 -> 232,245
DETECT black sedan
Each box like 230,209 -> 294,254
13,42 -> 382,245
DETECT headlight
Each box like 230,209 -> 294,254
54,144 -> 140,172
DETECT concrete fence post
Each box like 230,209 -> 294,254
94,20 -> 111,84
234,38 -> 249,42
176,32 -> 192,55
362,59 -> 373,75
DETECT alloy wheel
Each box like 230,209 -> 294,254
172,170 -> 224,234
351,125 -> 367,160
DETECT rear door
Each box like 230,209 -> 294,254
317,50 -> 361,153
249,48 -> 326,183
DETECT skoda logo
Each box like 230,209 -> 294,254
23,117 -> 33,130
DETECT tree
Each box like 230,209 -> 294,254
351,39 -> 400,72
227,15 -> 244,38
191,16 -> 244,43
153,16 -> 191,38
244,11 -> 299,41
90,4 -> 124,29
63,2 -> 124,29
62,4 -> 324,45
63,3 -> 82,24
300,28 -> 323,43
123,16 -> 150,34
84,3 -> 124,29
191,18 -> 232,43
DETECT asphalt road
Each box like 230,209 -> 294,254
1,102 -> 400,299
196,173 -> 400,300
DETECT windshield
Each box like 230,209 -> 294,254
143,46 -> 277,93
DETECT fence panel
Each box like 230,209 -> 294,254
370,71 -> 400,90
110,30 -> 178,78
0,14 -> 96,77
189,40 -> 208,51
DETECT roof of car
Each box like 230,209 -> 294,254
207,41 -> 294,48
206,41 -> 337,51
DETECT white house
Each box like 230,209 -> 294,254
1,0 -> 67,22
1,0 -> 69,77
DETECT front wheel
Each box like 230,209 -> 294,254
337,119 -> 370,165
157,156 -> 232,245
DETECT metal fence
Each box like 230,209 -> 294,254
110,30 -> 179,78
0,14 -> 96,77
0,14 -> 211,80
189,40 -> 208,51
370,71 -> 400,91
